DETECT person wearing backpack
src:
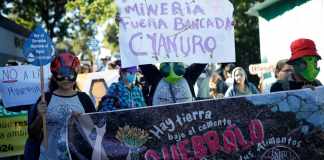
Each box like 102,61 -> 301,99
25,52 -> 96,160
98,66 -> 146,111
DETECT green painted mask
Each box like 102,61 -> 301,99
293,56 -> 320,82
160,62 -> 185,84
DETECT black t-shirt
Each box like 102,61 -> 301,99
270,79 -> 322,92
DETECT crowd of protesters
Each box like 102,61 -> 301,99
19,37 -> 322,159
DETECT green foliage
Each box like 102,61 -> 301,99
232,0 -> 262,67
103,23 -> 119,53
0,0 -> 68,40
231,0 -> 263,84
65,0 -> 118,56
66,0 -> 116,24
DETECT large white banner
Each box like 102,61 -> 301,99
117,0 -> 235,67
0,65 -> 50,108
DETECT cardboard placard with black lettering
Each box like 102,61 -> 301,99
68,87 -> 324,160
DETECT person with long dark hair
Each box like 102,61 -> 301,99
25,52 -> 95,160
224,67 -> 259,97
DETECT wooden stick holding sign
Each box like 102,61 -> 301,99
40,66 -> 48,148
22,26 -> 55,149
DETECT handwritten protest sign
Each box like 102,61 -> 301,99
68,87 -> 324,159
249,63 -> 274,76
0,105 -> 27,157
0,65 -> 50,108
117,0 -> 235,67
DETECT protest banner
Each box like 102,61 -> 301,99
0,65 -> 50,108
68,87 -> 324,159
117,0 -> 235,67
76,70 -> 119,107
0,104 -> 28,157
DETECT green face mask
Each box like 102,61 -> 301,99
160,62 -> 185,84
293,56 -> 320,82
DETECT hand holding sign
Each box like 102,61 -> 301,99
23,25 -> 54,149
37,101 -> 47,116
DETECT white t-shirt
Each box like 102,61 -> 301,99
39,94 -> 85,160
153,78 -> 193,106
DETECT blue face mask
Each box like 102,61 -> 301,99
126,73 -> 136,83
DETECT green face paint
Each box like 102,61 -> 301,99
293,56 -> 320,82
160,62 -> 185,84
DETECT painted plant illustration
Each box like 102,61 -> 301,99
116,125 -> 149,160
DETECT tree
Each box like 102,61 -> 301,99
0,0 -> 104,58
231,0 -> 264,84
65,0 -> 118,56
0,0 -> 68,41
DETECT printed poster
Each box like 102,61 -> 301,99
68,87 -> 324,159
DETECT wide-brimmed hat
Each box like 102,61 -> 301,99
288,38 -> 321,63
121,66 -> 138,73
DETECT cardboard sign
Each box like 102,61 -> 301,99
249,63 -> 274,76
76,70 -> 119,107
0,65 -> 50,108
68,87 -> 324,159
0,105 -> 27,157
22,26 -> 54,66
117,0 -> 235,67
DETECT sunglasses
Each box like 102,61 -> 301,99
54,73 -> 77,81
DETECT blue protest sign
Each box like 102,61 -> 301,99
87,38 -> 100,52
22,26 -> 54,66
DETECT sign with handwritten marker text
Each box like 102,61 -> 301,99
0,65 -> 50,108
117,0 -> 235,67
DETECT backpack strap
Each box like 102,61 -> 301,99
77,92 -> 96,112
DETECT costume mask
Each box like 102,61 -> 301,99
160,62 -> 185,84
54,67 -> 77,81
293,56 -> 320,82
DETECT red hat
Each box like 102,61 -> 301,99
288,38 -> 321,63
50,52 -> 80,74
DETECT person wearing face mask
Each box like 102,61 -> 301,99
270,38 -> 322,92
139,63 -> 206,106
98,66 -> 146,111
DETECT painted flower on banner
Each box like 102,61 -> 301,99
116,125 -> 149,160
116,125 -> 149,148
